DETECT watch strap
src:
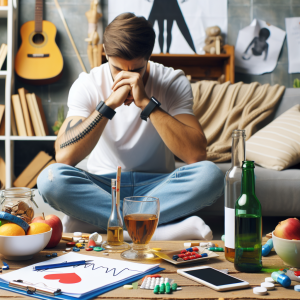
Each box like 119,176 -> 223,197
140,97 -> 161,121
96,101 -> 116,120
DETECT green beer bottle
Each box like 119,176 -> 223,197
234,161 -> 262,273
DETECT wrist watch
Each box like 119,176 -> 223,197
140,96 -> 161,121
96,101 -> 116,120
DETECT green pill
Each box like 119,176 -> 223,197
208,247 -> 224,252
153,285 -> 160,294
93,247 -> 103,252
166,285 -> 171,294
159,283 -> 165,294
171,283 -> 178,291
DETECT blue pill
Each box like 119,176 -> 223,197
46,254 -> 51,258
201,253 -> 208,257
52,253 -> 57,257
186,247 -> 193,252
73,247 -> 80,252
2,266 -> 9,270
294,285 -> 300,292
271,271 -> 291,287
262,244 -> 271,256
172,255 -> 179,260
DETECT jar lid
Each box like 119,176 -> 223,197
1,187 -> 34,198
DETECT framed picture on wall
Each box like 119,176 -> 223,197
108,0 -> 228,54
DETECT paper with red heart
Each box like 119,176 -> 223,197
44,273 -> 81,284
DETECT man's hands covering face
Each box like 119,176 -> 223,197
111,71 -> 150,110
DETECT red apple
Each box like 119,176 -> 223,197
274,218 -> 300,240
32,213 -> 63,248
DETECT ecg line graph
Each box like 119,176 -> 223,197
37,261 -> 143,277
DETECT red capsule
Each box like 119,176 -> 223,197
195,254 -> 202,258
192,247 -> 199,251
294,271 -> 300,276
85,248 -> 93,251
190,252 -> 196,256
181,249 -> 187,254
186,252 -> 192,256
178,254 -> 185,258
66,242 -> 76,246
190,256 -> 197,260
183,257 -> 189,261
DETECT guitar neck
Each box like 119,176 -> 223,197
35,0 -> 43,32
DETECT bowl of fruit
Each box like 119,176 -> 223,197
0,214 -> 52,260
272,218 -> 300,268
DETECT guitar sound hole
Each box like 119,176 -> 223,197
32,33 -> 45,45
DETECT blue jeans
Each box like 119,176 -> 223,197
37,161 -> 224,230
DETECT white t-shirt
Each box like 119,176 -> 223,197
67,61 -> 194,175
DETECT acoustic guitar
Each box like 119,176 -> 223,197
15,0 -> 63,85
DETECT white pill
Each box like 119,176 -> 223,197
200,242 -> 208,247
177,287 -> 182,291
155,278 -> 160,286
73,232 -> 82,237
79,239 -> 85,243
164,278 -> 169,284
261,282 -> 275,290
253,287 -> 268,295
73,237 -> 81,242
123,285 -> 133,289
207,242 -> 215,247
184,243 -> 191,248
265,277 -> 275,283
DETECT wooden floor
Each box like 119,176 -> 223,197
0,235 -> 299,299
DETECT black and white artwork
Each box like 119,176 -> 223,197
235,19 -> 286,75
285,17 -> 300,74
108,0 -> 227,54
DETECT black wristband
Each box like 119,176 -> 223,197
140,97 -> 161,121
96,101 -> 116,120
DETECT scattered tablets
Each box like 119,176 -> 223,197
52,253 -> 57,257
294,285 -> 300,292
265,277 -> 275,283
93,247 -> 103,252
261,282 -> 275,290
253,287 -> 268,295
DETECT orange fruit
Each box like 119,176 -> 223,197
0,223 -> 25,236
27,223 -> 51,235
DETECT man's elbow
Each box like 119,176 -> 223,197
55,151 -> 75,167
187,137 -> 207,164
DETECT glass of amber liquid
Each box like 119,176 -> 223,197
121,196 -> 159,260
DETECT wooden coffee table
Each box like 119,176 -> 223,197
1,235 -> 298,299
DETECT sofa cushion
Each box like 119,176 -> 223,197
246,105 -> 300,170
194,162 -> 300,217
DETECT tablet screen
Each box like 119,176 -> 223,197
185,268 -> 244,286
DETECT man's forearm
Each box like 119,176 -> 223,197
55,110 -> 109,166
149,107 -> 207,164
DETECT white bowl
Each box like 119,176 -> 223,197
0,228 -> 52,260
272,231 -> 300,268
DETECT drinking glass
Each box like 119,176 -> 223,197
121,196 -> 159,260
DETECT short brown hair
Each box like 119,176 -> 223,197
103,13 -> 155,60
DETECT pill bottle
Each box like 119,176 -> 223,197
1,187 -> 38,224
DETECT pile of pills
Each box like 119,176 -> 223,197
140,275 -> 174,289
172,247 -> 208,262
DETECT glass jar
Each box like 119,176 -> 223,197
1,187 -> 38,224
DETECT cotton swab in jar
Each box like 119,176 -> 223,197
116,166 -> 121,206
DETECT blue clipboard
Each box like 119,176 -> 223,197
0,267 -> 164,300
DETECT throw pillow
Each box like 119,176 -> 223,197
246,105 -> 300,171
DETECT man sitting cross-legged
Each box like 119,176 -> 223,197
37,13 -> 224,232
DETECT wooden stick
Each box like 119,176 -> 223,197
116,166 -> 121,206
97,44 -> 102,66
53,0 -> 87,73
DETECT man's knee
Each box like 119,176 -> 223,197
190,160 -> 224,193
37,163 -> 72,199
